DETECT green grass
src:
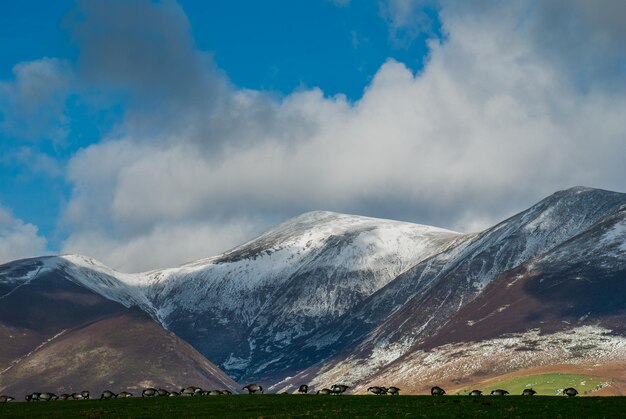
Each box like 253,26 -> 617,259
1,395 -> 625,418
457,373 -> 610,396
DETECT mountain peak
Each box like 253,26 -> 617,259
265,210 -> 458,237
2,187 -> 625,391
552,185 -> 624,200
289,210 -> 343,221
563,185 -> 597,193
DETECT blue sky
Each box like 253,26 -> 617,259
1,0 -> 625,271
180,0 -> 439,98
1,0 -> 439,249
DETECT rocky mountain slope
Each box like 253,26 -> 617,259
1,187 -> 625,394
138,212 -> 462,381
276,187 -> 626,392
0,257 -> 239,395
278,188 -> 626,387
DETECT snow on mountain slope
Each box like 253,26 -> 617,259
145,211 -> 459,316
4,187 -> 624,388
323,204 -> 626,394
0,261 -> 240,395
351,326 -> 626,395
367,187 -> 626,335
312,187 -> 626,352
274,187 -> 626,390
160,188 -> 624,383
0,257 -> 60,299
0,255 -> 159,322
1,211 -> 462,382
58,255 -> 157,317
137,211 -> 462,380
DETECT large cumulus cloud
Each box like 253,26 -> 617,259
0,205 -> 49,265
59,0 -> 626,272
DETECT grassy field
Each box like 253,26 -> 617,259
1,394 -> 625,418
457,373 -> 610,396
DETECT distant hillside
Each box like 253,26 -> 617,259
277,187 -> 626,393
1,187 -> 625,394
0,259 -> 238,395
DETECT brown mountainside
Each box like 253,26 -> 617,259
0,263 -> 238,396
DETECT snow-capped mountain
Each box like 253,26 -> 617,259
312,187 -> 626,356
1,211 -> 463,383
1,187 -> 625,393
0,256 -> 240,394
137,211 -> 462,380
285,188 -> 626,393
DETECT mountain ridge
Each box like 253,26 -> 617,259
1,186 -> 625,392
0,262 -> 239,394
275,187 -> 626,392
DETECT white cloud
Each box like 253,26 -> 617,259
380,0 -> 438,47
0,58 -> 72,143
0,148 -> 64,178
529,0 -> 626,89
61,219 -> 257,273
436,0 -> 626,92
60,0 -> 626,272
0,205 -> 49,265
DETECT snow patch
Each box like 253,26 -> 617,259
601,220 -> 626,252
222,354 -> 250,371
350,326 -> 626,391
525,206 -> 556,232
0,257 -> 61,299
